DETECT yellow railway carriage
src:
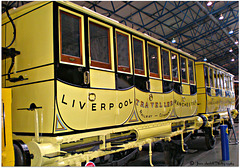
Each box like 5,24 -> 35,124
1,1 -> 237,166
195,62 -> 237,149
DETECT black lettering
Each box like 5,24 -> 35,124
124,101 -> 128,106
72,100 -> 75,107
136,99 -> 140,106
101,103 -> 106,110
155,102 -> 158,108
129,99 -> 133,104
109,103 -> 114,110
62,94 -> 67,105
92,103 -> 96,111
79,101 -> 86,109
119,102 -> 123,109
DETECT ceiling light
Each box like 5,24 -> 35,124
203,57 -> 207,61
207,1 -> 213,6
229,48 -> 233,52
172,38 -> 176,43
229,29 -> 233,34
231,58 -> 235,62
219,14 -> 224,20
235,40 -> 238,45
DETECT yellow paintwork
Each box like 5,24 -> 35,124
2,89 -> 15,166
3,1 -> 235,166
182,84 -> 190,95
195,62 -> 235,115
6,65 -> 54,87
58,7 -> 85,67
3,3 -> 53,72
149,78 -> 163,92
11,81 -> 54,133
90,69 -> 115,89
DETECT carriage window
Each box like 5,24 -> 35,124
210,68 -> 214,87
180,56 -> 187,83
162,49 -> 171,80
218,71 -> 222,89
148,43 -> 159,78
188,59 -> 194,84
171,52 -> 179,81
60,11 -> 82,65
89,21 -> 111,69
222,74 -> 225,89
133,37 -> 145,75
116,31 -> 130,73
204,66 -> 209,87
224,75 -> 227,89
214,70 -> 218,88
226,76 -> 230,89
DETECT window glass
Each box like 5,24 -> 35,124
222,74 -> 225,89
162,49 -> 171,80
204,66 -> 209,86
224,75 -> 227,89
180,56 -> 187,83
61,11 -> 82,64
171,53 -> 179,81
116,31 -> 130,72
226,76 -> 230,89
230,77 -> 233,90
214,70 -> 218,88
210,68 -> 214,87
217,71 -> 222,89
188,59 -> 194,84
89,21 -> 111,69
133,37 -> 144,75
148,44 -> 159,78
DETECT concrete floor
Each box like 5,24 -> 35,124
127,123 -> 239,166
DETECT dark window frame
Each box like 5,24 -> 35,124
180,55 -> 188,83
161,48 -> 171,80
133,36 -> 145,76
116,30 -> 131,73
89,20 -> 112,70
188,59 -> 195,84
171,51 -> 179,82
148,42 -> 160,78
60,10 -> 83,65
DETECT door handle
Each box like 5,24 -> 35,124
84,71 -> 90,85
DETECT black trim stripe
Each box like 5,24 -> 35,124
5,79 -> 54,88
2,63 -> 54,76
2,2 -> 52,26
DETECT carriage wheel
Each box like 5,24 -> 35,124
205,128 -> 216,150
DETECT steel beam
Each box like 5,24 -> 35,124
195,1 -> 236,44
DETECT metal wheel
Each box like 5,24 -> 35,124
205,128 -> 216,150
13,140 -> 31,166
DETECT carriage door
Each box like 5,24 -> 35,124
87,18 -> 116,128
179,56 -> 196,117
115,29 -> 134,124
132,36 -> 149,122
